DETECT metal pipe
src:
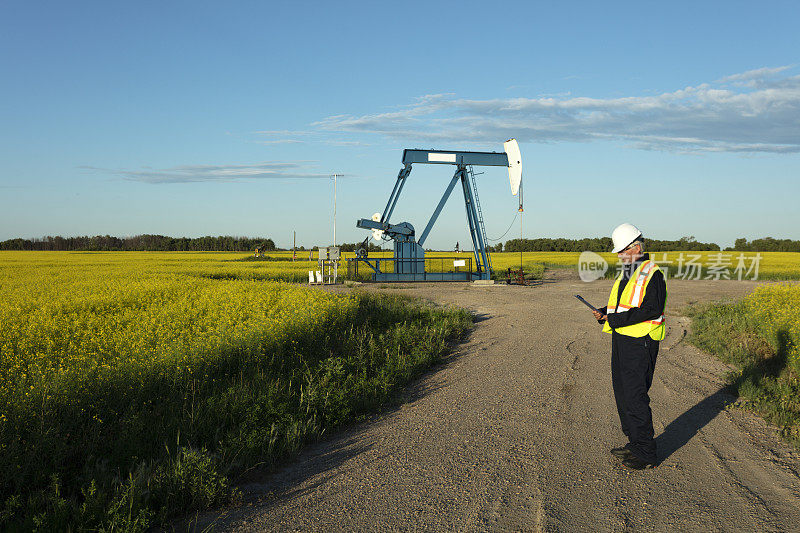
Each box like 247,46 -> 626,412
382,165 -> 412,223
381,171 -> 403,222
332,174 -> 338,246
460,170 -> 482,273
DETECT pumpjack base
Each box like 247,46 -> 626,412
372,272 -> 475,282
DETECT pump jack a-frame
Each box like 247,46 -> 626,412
353,139 -> 522,282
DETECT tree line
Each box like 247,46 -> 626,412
0,235 -> 276,252
2,234 -> 798,252
336,241 -> 385,252
731,237 -> 800,252
502,236 -> 723,252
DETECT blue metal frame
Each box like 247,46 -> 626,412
355,148 -> 501,281
418,170 -> 460,246
373,272 -> 472,282
402,149 -> 509,167
381,164 -> 411,224
460,168 -> 490,278
348,256 -> 474,282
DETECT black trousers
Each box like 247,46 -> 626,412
611,331 -> 659,463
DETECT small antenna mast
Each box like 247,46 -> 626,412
331,173 -> 339,246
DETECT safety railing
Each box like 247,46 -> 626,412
346,256 -> 474,282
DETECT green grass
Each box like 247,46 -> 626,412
490,261 -> 546,281
687,287 -> 800,449
0,290 -> 472,531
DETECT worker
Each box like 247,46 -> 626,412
591,223 -> 667,470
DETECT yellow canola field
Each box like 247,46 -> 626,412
743,283 -> 800,367
0,251 -> 359,407
265,249 -> 800,279
1,248 -> 797,394
0,249 -> 797,426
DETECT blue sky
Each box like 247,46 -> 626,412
1,1 -> 799,249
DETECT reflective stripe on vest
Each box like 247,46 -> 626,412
630,261 -> 654,306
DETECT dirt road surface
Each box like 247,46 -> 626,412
207,271 -> 800,532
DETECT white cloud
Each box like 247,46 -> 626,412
313,66 -> 800,154
717,65 -> 793,85
251,129 -> 368,148
80,162 -> 339,184
253,130 -> 313,135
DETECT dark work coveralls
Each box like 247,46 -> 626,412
598,253 -> 666,464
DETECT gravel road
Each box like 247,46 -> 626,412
204,270 -> 800,532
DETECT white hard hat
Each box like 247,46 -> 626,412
611,223 -> 643,253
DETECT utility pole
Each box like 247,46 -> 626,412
331,173 -> 339,246
293,230 -> 296,261
520,211 -> 523,270
519,181 -> 524,270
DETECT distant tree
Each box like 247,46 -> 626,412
732,237 -> 800,252
0,234 -> 280,252
503,236 -> 720,252
338,241 -> 383,252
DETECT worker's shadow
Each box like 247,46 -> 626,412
656,386 -> 734,463
657,329 -> 791,464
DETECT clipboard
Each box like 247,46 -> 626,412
574,294 -> 600,313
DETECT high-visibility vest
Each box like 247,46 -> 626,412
602,259 -> 666,340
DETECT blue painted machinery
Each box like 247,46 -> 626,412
353,140 -> 522,282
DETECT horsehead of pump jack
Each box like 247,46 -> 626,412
353,139 -> 523,282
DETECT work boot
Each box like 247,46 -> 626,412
621,455 -> 656,470
610,446 -> 633,459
